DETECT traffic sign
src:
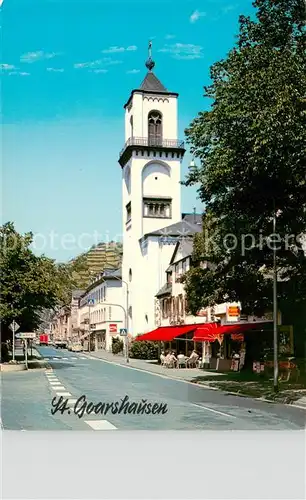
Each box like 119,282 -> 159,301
15,332 -> 36,339
9,321 -> 20,332
120,328 -> 127,336
88,299 -> 95,305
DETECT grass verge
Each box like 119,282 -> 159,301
191,370 -> 306,404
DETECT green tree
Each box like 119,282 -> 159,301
0,222 -> 86,339
182,1 -> 306,323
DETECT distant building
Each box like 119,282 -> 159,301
78,268 -> 124,351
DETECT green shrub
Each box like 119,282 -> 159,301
112,337 -> 124,355
130,340 -> 159,360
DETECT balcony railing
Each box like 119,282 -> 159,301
119,137 -> 185,158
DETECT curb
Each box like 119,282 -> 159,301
84,353 -> 306,409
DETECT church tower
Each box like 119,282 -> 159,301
119,43 -> 185,336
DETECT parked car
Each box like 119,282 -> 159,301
71,343 -> 83,352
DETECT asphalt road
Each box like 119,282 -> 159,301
1,345 -> 305,430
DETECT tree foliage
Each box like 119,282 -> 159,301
0,222 -> 88,336
183,0 -> 306,316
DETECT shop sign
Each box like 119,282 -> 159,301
227,306 -> 240,317
109,323 -> 117,333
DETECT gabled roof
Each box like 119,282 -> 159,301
142,219 -> 202,239
170,239 -> 194,265
139,71 -> 168,92
155,282 -> 172,298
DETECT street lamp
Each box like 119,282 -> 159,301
102,270 -> 130,363
272,202 -> 282,392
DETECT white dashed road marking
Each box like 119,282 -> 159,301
55,392 -> 72,397
51,385 -> 66,391
85,420 -> 117,430
49,382 -> 62,386
190,403 -> 237,419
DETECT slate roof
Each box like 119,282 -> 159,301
155,282 -> 172,297
102,267 -> 122,278
143,219 -> 202,239
139,72 -> 168,92
182,213 -> 203,225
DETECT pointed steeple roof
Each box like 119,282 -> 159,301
139,71 -> 168,92
123,41 -> 178,109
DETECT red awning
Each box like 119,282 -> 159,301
193,321 -> 272,342
192,323 -> 220,342
136,325 -> 197,342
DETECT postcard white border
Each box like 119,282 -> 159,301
1,430 -> 306,499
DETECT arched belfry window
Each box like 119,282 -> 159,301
130,116 -> 133,138
148,111 -> 162,146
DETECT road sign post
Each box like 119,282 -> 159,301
120,329 -> 129,363
24,339 -> 28,369
9,320 -> 20,362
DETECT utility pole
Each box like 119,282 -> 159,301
273,200 -> 279,392
125,284 -> 129,364
88,300 -> 92,352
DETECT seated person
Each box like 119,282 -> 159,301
168,351 -> 177,368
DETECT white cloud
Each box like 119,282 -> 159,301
159,43 -> 204,60
8,71 -> 30,76
74,59 -> 102,69
1,63 -> 16,70
105,59 -> 122,65
101,45 -> 137,54
47,67 -> 64,72
190,10 -> 206,23
91,69 -> 108,74
165,34 -> 175,40
127,69 -> 140,74
20,51 -> 59,63
74,58 -> 122,69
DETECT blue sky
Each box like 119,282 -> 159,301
2,0 -> 254,262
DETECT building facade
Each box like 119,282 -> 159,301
155,237 -> 241,330
78,268 -> 125,351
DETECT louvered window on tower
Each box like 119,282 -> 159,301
148,111 -> 162,146
143,198 -> 171,218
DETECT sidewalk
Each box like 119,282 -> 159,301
86,349 -> 222,384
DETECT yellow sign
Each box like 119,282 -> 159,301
227,306 -> 240,317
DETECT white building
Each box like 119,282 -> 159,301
155,237 -> 242,329
119,51 -> 195,337
79,268 -> 125,351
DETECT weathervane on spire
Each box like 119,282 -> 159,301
146,40 -> 155,72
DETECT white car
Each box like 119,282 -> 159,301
71,343 -> 83,352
